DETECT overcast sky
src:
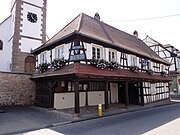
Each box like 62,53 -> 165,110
0,0 -> 180,50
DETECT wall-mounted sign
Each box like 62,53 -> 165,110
69,43 -> 87,62
141,59 -> 148,66
70,54 -> 85,61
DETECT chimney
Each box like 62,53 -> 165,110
133,30 -> 138,38
94,12 -> 100,21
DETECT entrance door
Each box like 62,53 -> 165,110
118,82 -> 125,104
110,83 -> 118,103
128,83 -> 139,105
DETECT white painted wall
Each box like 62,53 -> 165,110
110,83 -> 118,103
23,0 -> 44,7
0,16 -> 12,72
20,37 -> 42,52
11,3 -> 16,38
54,92 -> 86,109
21,3 -> 43,39
54,93 -> 74,109
88,91 -> 104,106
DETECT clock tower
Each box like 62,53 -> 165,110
10,0 -> 47,73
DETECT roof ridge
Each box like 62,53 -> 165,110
98,21 -> 114,43
76,13 -> 84,32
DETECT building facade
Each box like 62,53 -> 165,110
144,35 -> 180,94
0,0 -> 47,106
31,13 -> 171,114
0,0 -> 47,73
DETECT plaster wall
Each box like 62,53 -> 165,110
20,37 -> 42,52
23,0 -> 44,7
0,17 -> 13,72
21,3 -> 43,39
88,91 -> 104,106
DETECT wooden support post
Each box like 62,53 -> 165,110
74,81 -> 80,114
85,83 -> 89,106
140,82 -> 144,106
105,81 -> 109,110
125,81 -> 129,107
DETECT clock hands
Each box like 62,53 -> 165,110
27,12 -> 37,23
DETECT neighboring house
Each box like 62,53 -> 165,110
0,0 -> 47,73
31,13 -> 171,114
144,35 -> 180,95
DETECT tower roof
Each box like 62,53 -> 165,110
32,13 -> 169,65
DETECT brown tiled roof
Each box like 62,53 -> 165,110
32,13 -> 169,65
32,63 -> 171,82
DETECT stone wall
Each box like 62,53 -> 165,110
0,72 -> 35,106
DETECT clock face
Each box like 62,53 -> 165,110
27,12 -> 38,23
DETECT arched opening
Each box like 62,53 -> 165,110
0,40 -> 3,50
24,55 -> 36,74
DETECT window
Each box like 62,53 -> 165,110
131,55 -> 137,66
92,46 -> 102,59
56,46 -> 64,59
0,40 -> 3,50
161,64 -> 165,71
148,61 -> 152,70
109,50 -> 115,62
177,58 -> 180,69
40,52 -> 46,63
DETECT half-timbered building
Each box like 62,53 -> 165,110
144,35 -> 180,94
31,13 -> 171,114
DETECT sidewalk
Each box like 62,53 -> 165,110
0,99 -> 179,135
59,99 -> 177,122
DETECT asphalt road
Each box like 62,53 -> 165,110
21,103 -> 180,135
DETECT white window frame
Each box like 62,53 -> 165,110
161,64 -> 165,72
130,55 -> 137,66
148,61 -> 153,70
109,49 -> 117,62
92,45 -> 103,59
40,52 -> 46,63
55,45 -> 64,59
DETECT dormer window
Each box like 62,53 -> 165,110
56,46 -> 64,59
161,64 -> 165,71
131,55 -> 137,66
0,40 -> 3,50
40,52 -> 46,63
109,50 -> 116,61
92,46 -> 102,59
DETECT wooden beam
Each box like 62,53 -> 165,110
140,82 -> 144,106
105,80 -> 109,110
74,81 -> 80,114
125,81 -> 129,107
86,83 -> 89,106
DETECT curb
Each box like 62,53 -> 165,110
71,101 -> 179,123
52,121 -> 72,127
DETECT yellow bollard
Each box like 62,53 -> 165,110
98,104 -> 102,116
